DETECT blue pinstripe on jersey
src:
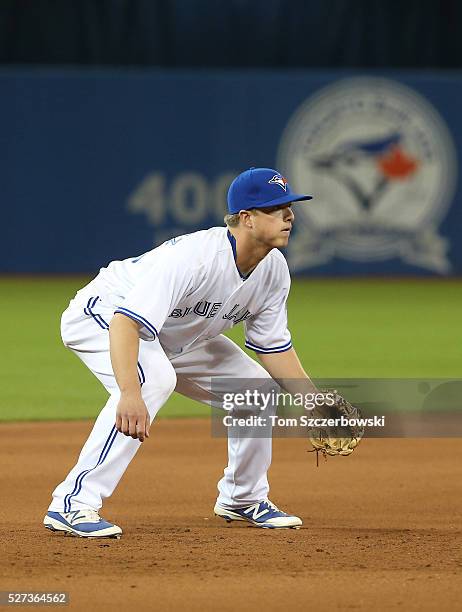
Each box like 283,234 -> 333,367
244,338 -> 292,354
113,307 -> 158,339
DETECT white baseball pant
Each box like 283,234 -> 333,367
48,296 -> 274,513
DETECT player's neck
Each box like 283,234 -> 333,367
228,227 -> 272,276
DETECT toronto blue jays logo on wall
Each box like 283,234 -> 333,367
277,77 -> 458,273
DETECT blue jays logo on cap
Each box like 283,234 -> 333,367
268,174 -> 288,192
227,167 -> 312,214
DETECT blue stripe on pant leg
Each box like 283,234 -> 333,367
137,362 -> 145,386
64,425 -> 118,512
66,427 -> 119,510
87,297 -> 108,330
84,297 -> 92,316
64,426 -> 115,512
64,426 -> 118,512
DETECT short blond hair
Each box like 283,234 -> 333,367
224,210 -> 257,227
223,213 -> 241,227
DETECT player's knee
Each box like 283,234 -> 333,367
142,361 -> 177,402
162,363 -> 177,397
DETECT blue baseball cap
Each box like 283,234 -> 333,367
227,167 -> 313,214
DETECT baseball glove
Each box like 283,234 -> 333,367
308,390 -> 364,463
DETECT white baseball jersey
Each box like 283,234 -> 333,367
80,226 -> 292,356
49,226 -> 292,514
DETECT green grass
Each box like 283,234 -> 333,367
1,277 -> 461,421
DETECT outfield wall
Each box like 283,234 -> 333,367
2,68 -> 461,275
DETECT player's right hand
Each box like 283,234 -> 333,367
115,391 -> 150,442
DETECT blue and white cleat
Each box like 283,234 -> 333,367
214,499 -> 302,529
43,510 -> 122,538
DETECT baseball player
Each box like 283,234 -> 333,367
43,167 -> 316,538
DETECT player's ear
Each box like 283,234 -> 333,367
239,210 -> 254,228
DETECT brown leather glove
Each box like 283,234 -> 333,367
308,390 -> 364,460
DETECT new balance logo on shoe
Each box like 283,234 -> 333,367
243,503 -> 270,520
214,499 -> 302,529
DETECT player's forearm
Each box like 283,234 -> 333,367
109,313 -> 142,395
257,348 -> 319,394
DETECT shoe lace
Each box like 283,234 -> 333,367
68,509 -> 101,522
264,499 -> 280,512
84,510 -> 101,521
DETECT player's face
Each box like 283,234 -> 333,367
250,204 -> 295,247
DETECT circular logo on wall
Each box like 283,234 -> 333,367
277,77 -> 457,273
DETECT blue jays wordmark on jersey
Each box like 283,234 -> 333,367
169,302 -> 252,324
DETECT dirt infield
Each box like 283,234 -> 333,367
1,419 -> 461,611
